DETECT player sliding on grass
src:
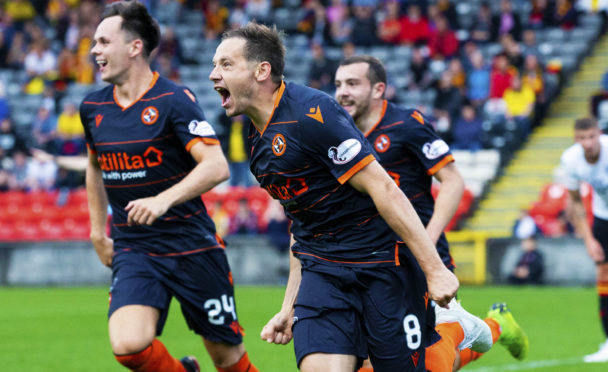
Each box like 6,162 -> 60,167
334,56 -> 528,371
561,117 -> 608,363
82,2 -> 258,371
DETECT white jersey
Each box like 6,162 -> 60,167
561,134 -> 608,219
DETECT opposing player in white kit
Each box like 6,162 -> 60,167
561,117 -> 608,363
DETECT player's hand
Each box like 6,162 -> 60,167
585,237 -> 605,263
426,266 -> 459,308
125,196 -> 171,226
91,234 -> 113,268
260,310 -> 294,345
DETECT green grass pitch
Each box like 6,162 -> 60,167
0,285 -> 606,371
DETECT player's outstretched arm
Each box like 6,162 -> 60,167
427,163 -> 464,244
125,141 -> 229,226
566,189 -> 604,262
348,160 -> 458,307
261,237 -> 300,345
86,149 -> 113,267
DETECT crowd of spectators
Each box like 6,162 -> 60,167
0,0 -> 602,242
293,0 -> 588,148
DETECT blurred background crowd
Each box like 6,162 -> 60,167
0,0 -> 605,244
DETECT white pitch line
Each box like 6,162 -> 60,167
463,357 -> 585,371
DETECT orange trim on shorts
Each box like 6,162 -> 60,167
394,242 -> 400,266
146,244 -> 222,257
292,250 -> 396,265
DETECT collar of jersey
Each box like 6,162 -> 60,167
256,80 -> 286,136
113,71 -> 160,111
364,99 -> 388,137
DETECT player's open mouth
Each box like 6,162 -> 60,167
96,59 -> 108,71
215,87 -> 231,108
339,100 -> 354,109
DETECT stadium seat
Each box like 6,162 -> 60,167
13,221 -> 41,241
67,188 -> 88,206
62,218 -> 90,240
0,221 -> 16,241
37,219 -> 65,241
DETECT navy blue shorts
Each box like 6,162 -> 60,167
109,248 -> 242,345
293,258 -> 438,371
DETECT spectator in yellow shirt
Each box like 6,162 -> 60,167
57,101 -> 85,155
503,75 -> 535,138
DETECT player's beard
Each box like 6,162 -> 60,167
350,91 -> 373,123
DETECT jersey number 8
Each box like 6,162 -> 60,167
403,314 -> 421,349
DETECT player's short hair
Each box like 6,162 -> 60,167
574,117 -> 599,131
222,22 -> 285,85
339,55 -> 387,86
102,0 -> 160,59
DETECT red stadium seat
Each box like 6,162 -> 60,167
13,221 -> 41,241
3,191 -> 29,206
21,202 -> 48,223
2,203 -> 22,222
62,218 -> 90,240
0,221 -> 17,241
67,188 -> 88,206
37,219 -> 65,241
27,190 -> 59,206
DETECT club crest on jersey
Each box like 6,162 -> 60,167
141,106 -> 159,125
328,138 -> 361,164
272,133 -> 286,156
188,120 -> 216,137
374,134 -> 391,153
95,114 -> 103,128
422,139 -> 449,159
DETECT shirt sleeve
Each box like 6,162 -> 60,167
79,100 -> 96,154
560,149 -> 580,191
402,110 -> 454,175
170,87 -> 220,151
299,97 -> 376,184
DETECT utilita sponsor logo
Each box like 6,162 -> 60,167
98,146 -> 163,171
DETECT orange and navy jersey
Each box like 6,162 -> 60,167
80,73 -> 221,255
365,100 -> 454,223
249,82 -> 399,267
